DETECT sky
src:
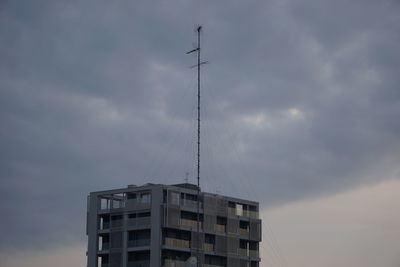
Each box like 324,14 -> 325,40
0,0 -> 399,266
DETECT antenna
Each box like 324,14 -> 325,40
186,25 -> 206,267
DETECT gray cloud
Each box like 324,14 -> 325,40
0,0 -> 399,252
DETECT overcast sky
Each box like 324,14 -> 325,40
0,0 -> 399,266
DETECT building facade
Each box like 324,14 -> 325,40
87,183 -> 261,267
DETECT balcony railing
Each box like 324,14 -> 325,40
100,221 -> 110,230
237,248 -> 259,257
127,260 -> 150,267
215,224 -> 226,233
163,259 -> 186,267
180,219 -> 202,229
128,239 -> 150,247
204,243 -> 214,252
111,220 -> 123,228
248,210 -> 259,219
164,259 -> 226,267
249,249 -> 259,258
228,208 -> 259,219
239,228 -> 249,236
228,207 -> 236,216
99,243 -> 109,251
126,199 -> 151,210
164,237 -> 190,248
238,248 -> 248,256
127,217 -> 151,228
181,199 -> 202,209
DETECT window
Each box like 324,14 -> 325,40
127,193 -> 137,200
205,234 -> 215,244
216,216 -> 227,225
100,198 -> 110,209
240,239 -> 248,249
163,190 -> 167,203
249,205 -> 258,212
99,215 -> 110,230
236,203 -> 243,216
140,192 -> 151,204
170,192 -> 180,205
138,212 -> 151,217
240,220 -> 249,229
181,210 -> 203,221
111,215 -> 123,227
112,199 -> 122,209
185,193 -> 197,201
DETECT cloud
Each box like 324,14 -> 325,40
262,179 -> 400,267
0,0 -> 399,253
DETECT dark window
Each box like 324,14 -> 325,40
205,234 -> 215,244
240,239 -> 248,249
140,192 -> 151,203
128,251 -> 150,261
164,228 -> 191,240
127,193 -> 136,200
249,205 -> 258,212
181,211 -> 203,221
185,193 -> 198,201
216,216 -> 227,225
240,220 -> 249,229
138,212 -> 151,217
111,215 -> 123,221
163,190 -> 167,203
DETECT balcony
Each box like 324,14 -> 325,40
180,219 -> 202,229
239,228 -> 249,236
249,250 -> 259,258
238,248 -> 248,256
100,221 -> 110,230
126,199 -> 151,210
128,217 -> 151,228
204,243 -> 214,252
164,237 -> 190,248
215,224 -> 226,233
163,259 -> 186,267
181,199 -> 202,209
228,208 -> 259,219
128,239 -> 150,248
111,220 -> 123,228
99,243 -> 109,251
247,210 -> 259,219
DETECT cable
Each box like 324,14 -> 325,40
201,73 -> 290,267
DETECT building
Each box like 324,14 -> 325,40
87,183 -> 261,267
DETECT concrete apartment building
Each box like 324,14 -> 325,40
86,183 -> 262,267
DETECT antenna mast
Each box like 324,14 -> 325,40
187,25 -> 205,267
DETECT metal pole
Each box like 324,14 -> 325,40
196,25 -> 201,267
186,25 -> 203,267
